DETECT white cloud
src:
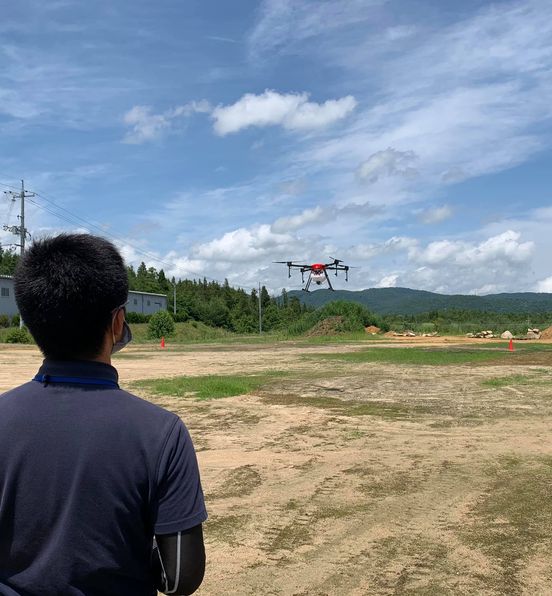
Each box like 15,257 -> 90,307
410,231 -> 534,267
192,224 -> 299,262
469,283 -> 500,296
375,274 -> 398,288
418,205 -> 453,224
248,0 -> 386,58
284,0 -> 552,220
385,25 -> 417,41
349,236 -> 417,260
357,147 -> 418,183
271,201 -> 382,234
536,276 -> 552,293
371,230 -> 537,294
211,90 -> 357,136
122,101 -> 211,144
271,206 -> 325,233
279,178 -> 307,196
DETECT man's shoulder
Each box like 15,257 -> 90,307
0,381 -> 179,427
0,381 -> 35,402
113,387 -> 179,422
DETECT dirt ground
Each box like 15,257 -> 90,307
2,339 -> 552,595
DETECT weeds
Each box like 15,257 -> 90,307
132,371 -> 285,400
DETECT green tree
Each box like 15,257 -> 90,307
0,245 -> 19,275
147,310 -> 175,339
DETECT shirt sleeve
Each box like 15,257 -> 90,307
153,418 -> 207,535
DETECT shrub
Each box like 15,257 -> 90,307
126,311 -> 150,324
6,328 -> 32,344
147,310 -> 175,339
173,310 -> 190,323
287,300 -> 388,336
11,314 -> 20,327
0,314 -> 9,328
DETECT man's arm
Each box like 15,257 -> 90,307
153,524 -> 205,595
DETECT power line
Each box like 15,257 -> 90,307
0,180 -> 21,192
1,179 -> 258,292
27,187 -> 259,291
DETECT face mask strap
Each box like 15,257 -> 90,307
111,301 -> 132,354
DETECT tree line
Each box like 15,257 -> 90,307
127,262 -> 310,333
4,247 -> 549,335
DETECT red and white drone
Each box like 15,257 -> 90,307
275,258 -> 352,292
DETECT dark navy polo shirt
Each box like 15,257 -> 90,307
0,360 -> 207,596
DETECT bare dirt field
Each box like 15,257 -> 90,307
2,339 -> 552,595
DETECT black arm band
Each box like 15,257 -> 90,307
154,525 -> 205,595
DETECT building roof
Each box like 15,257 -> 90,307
0,276 -> 166,299
128,290 -> 167,298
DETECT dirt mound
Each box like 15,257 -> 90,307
306,316 -> 345,336
540,326 -> 552,339
365,325 -> 381,335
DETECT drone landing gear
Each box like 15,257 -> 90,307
324,270 -> 334,291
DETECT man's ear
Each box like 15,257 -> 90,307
113,308 -> 125,339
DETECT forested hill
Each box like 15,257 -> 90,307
287,287 -> 552,314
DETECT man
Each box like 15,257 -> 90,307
0,234 -> 206,596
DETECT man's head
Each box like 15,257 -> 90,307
14,234 -> 129,360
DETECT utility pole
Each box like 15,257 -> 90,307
3,180 -> 35,328
258,282 -> 262,335
173,282 -> 177,317
3,180 -> 34,254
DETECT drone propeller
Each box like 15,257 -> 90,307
329,256 -> 343,264
273,260 -> 305,264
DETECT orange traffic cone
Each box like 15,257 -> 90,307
508,338 -> 514,352
160,336 -> 165,349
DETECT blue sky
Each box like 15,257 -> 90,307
1,0 -> 551,295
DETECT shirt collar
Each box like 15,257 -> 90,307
37,359 -> 119,385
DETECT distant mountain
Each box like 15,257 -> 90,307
286,287 -> 552,315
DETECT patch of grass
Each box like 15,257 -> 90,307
465,342 -> 552,352
132,371 -> 285,400
264,392 -> 427,419
368,535 -> 452,595
209,465 -> 262,500
309,347 -> 509,366
482,374 -> 533,388
343,464 -> 380,478
344,464 -> 420,497
461,455 -> 552,593
206,514 -> 250,545
482,372 -> 552,388
111,352 -> 149,360
263,520 -> 314,554
343,428 -> 369,440
361,471 -> 420,497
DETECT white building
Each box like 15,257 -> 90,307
0,275 -> 167,318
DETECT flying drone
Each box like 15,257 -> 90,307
275,258 -> 352,292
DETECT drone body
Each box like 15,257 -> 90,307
275,258 -> 352,291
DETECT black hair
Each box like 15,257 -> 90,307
14,234 -> 129,360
